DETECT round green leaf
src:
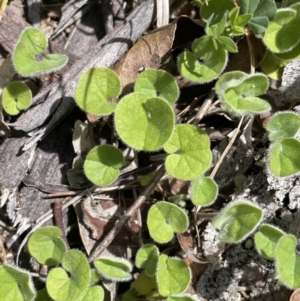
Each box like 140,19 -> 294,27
84,145 -> 124,187
254,224 -> 285,260
156,255 -> 191,297
75,68 -> 121,116
46,250 -> 90,301
268,138 -> 300,177
190,176 -> 218,206
263,6 -> 300,53
147,201 -> 189,244
212,199 -> 263,243
28,226 -> 67,266
12,28 -> 68,77
135,244 -> 159,277
164,124 -> 212,180
266,112 -> 300,142
2,81 -> 32,115
115,93 -> 175,151
178,35 -> 227,83
275,234 -> 300,289
134,69 -> 179,104
0,265 -> 36,301
94,256 -> 133,282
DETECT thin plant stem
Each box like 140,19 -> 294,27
89,164 -> 166,262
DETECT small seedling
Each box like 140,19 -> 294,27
75,67 -> 121,116
212,199 -> 263,243
83,144 -> 124,187
46,250 -> 90,301
2,81 -> 32,115
27,226 -> 66,266
114,92 -> 175,151
147,201 -> 189,244
178,35 -> 228,83
12,28 -> 68,77
163,124 -> 212,180
134,69 -> 179,104
215,71 -> 271,115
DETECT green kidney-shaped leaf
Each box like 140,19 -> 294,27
2,81 -> 32,115
275,234 -> 300,289
212,199 -> 263,243
134,69 -> 179,105
266,112 -> 300,142
219,73 -> 270,115
263,6 -> 300,53
147,201 -> 189,244
135,244 -> 159,277
115,93 -> 174,151
46,250 -> 90,301
156,255 -> 191,297
75,68 -> 121,116
28,226 -> 67,266
0,265 -> 36,301
178,35 -> 227,83
83,145 -> 124,187
94,256 -> 132,282
164,124 -> 212,180
12,28 -> 68,77
190,176 -> 218,206
254,224 -> 285,260
268,138 -> 300,177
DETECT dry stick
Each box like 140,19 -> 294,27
191,89 -> 216,125
89,165 -> 166,262
53,199 -> 70,250
210,115 -> 245,179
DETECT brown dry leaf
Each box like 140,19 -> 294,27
113,16 -> 204,94
113,23 -> 176,93
226,32 -> 266,73
177,232 -> 194,252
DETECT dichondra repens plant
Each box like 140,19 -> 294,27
4,0 -> 300,299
